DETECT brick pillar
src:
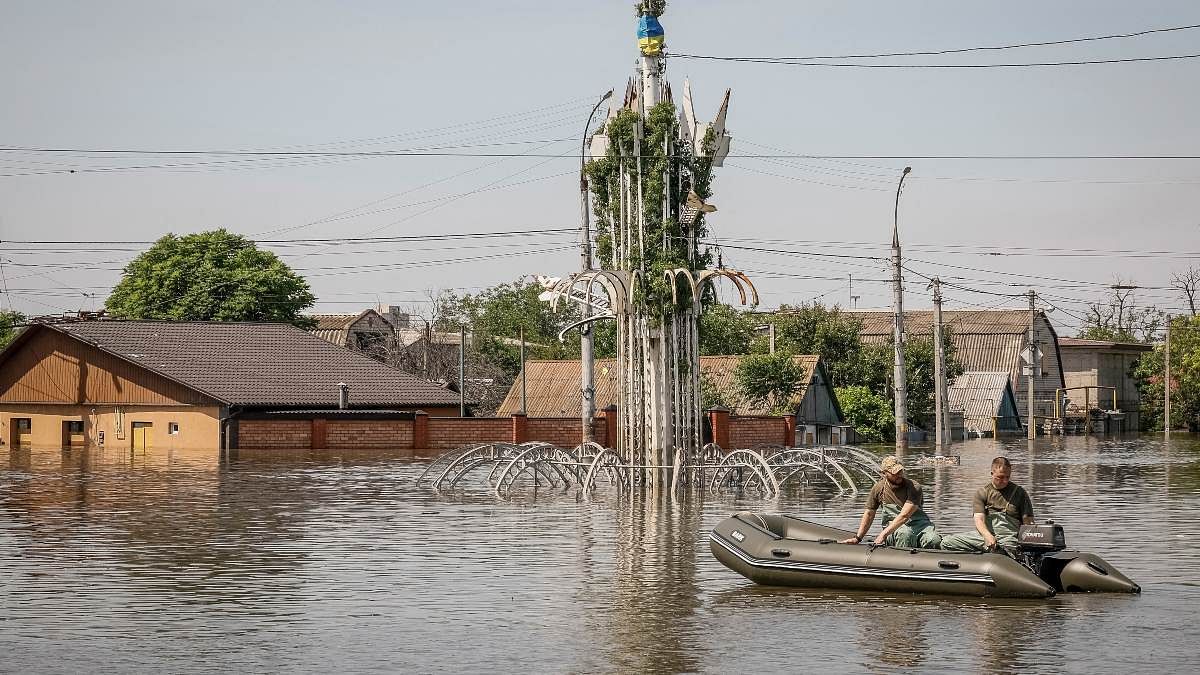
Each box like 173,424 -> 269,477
511,413 -> 528,444
413,411 -> 429,450
311,418 -> 327,450
783,416 -> 796,447
601,405 -> 617,448
707,407 -> 731,449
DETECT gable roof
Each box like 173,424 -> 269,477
495,354 -> 823,417
310,309 -> 394,347
4,320 -> 460,409
948,371 -> 1022,430
1058,337 -> 1153,352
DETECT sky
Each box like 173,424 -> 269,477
2,0 -> 1199,335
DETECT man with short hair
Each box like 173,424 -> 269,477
940,456 -> 1035,552
839,455 -> 942,549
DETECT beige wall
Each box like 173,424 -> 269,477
1,404 -> 222,451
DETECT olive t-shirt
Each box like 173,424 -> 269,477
973,482 -> 1034,522
866,477 -> 924,511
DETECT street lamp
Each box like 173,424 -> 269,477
579,88 -> 613,443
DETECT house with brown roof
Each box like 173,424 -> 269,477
0,320 -> 461,451
309,309 -> 398,359
841,309 -> 1066,423
495,354 -> 847,445
1058,337 -> 1153,429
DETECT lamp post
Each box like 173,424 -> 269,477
580,89 -> 614,443
891,166 -> 912,449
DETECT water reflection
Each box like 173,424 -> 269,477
0,436 -> 1198,673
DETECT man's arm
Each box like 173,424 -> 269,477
973,512 -> 996,549
874,501 -> 918,545
840,509 -> 877,544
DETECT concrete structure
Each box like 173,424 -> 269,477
0,321 -> 460,451
1058,337 -> 1153,430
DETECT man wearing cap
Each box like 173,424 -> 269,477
940,456 -> 1035,553
839,455 -> 942,549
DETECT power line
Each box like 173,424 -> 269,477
669,52 -> 1200,68
671,23 -> 1200,61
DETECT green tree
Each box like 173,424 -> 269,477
735,351 -> 808,415
836,385 -> 894,443
699,303 -> 755,355
1078,280 -> 1164,343
770,303 -> 866,386
1132,315 -> 1200,431
105,229 -> 315,326
0,310 -> 27,349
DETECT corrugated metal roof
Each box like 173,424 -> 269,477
495,355 -> 820,417
948,371 -> 1021,430
47,321 -> 461,408
842,309 -> 1034,337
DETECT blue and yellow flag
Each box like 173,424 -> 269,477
637,15 -> 665,56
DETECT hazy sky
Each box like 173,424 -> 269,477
3,0 -> 1199,334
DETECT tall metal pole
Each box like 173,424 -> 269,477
769,323 -> 776,355
459,324 -> 466,417
580,89 -> 613,443
1027,290 -> 1037,440
1165,316 -> 1171,435
932,277 -> 948,451
519,326 -> 527,415
892,166 -> 912,449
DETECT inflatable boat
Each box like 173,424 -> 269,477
710,512 -> 1139,599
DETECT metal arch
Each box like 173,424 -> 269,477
697,268 -> 760,307
581,447 -> 630,493
547,271 -> 629,315
431,443 -> 521,489
664,268 -> 702,306
493,444 -> 572,497
709,449 -> 781,496
416,444 -> 483,484
766,449 -> 852,495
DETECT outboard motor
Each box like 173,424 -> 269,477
1017,521 -> 1140,594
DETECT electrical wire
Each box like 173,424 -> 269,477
668,52 -> 1200,68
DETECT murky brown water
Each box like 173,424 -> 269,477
2,436 -> 1198,673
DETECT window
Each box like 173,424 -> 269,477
66,421 -> 84,434
15,418 -> 31,432
168,422 -> 180,435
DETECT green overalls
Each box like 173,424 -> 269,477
880,501 -> 943,549
939,508 -> 1020,552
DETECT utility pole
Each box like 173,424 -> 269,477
1165,316 -> 1171,435
891,167 -> 912,449
1027,290 -> 1037,440
932,277 -> 949,451
580,90 -> 613,444
848,273 -> 853,308
459,324 -> 466,417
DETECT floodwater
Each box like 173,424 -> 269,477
2,436 -> 1198,674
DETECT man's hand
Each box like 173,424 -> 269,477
873,532 -> 888,546
984,533 -> 997,550
839,536 -> 861,544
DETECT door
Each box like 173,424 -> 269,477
132,422 -> 152,452
12,418 -> 32,448
63,421 -> 85,448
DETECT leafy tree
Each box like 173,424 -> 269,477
1132,315 -> 1200,431
699,303 -> 755,355
836,386 -> 894,443
770,303 -> 866,386
735,351 -> 808,415
105,229 -> 315,326
0,310 -> 26,349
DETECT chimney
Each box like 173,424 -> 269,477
338,382 -> 349,410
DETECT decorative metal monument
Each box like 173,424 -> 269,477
418,4 -> 881,498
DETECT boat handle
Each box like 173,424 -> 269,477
771,548 -> 791,558
938,560 -> 960,570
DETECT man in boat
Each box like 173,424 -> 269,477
839,455 -> 942,549
940,456 -> 1035,553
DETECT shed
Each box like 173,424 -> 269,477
948,371 -> 1022,437
1057,337 -> 1152,429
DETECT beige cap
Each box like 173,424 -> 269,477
880,455 -> 905,475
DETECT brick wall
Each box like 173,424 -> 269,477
525,417 -> 583,448
729,415 -> 789,448
424,417 -> 511,449
327,420 -> 413,449
239,420 -> 311,449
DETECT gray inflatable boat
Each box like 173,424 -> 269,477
710,512 -> 1140,599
